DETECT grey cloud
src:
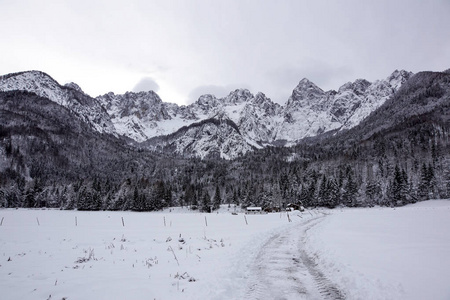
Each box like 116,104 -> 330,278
2,0 -> 449,105
133,77 -> 160,93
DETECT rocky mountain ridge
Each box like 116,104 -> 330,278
0,69 -> 412,158
0,71 -> 116,136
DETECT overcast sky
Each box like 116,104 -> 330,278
1,0 -> 449,105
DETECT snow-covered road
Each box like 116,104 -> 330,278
243,214 -> 344,300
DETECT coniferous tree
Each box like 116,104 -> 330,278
91,179 -> 101,211
326,179 -> 340,208
212,185 -> 221,210
306,179 -> 317,207
241,182 -> 254,208
390,165 -> 404,206
400,168 -> 410,204
191,187 -> 199,210
232,189 -> 239,206
298,183 -> 308,207
200,189 -> 211,213
164,185 -> 173,208
427,163 -> 436,198
343,171 -> 358,207
77,185 -> 94,211
154,181 -> 165,207
418,163 -> 435,200
184,184 -> 194,208
132,187 -> 146,211
418,163 -> 429,200
365,180 -> 382,203
24,186 -> 35,208
318,174 -> 328,206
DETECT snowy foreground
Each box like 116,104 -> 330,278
1,201 -> 449,300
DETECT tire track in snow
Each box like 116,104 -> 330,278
244,214 -> 345,300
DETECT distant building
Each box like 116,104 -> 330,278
246,207 -> 266,214
286,203 -> 304,211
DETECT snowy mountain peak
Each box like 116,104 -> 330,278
288,78 -> 325,107
295,78 -> 323,92
223,88 -> 254,104
64,82 -> 84,94
338,79 -> 371,95
253,92 -> 269,104
196,94 -> 218,105
0,71 -> 116,135
387,69 -> 413,91
96,89 -> 173,142
0,71 -> 64,104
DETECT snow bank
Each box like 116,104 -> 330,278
305,200 -> 450,300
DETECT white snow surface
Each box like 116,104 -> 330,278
306,200 -> 450,300
1,200 -> 449,299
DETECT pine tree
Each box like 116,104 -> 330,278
184,184 -> 194,207
232,189 -> 239,206
91,179 -> 101,211
317,174 -> 328,206
164,185 -> 173,208
191,187 -> 199,210
326,179 -> 340,208
299,184 -> 309,207
390,165 -> 404,206
400,168 -> 410,204
365,180 -> 382,203
418,163 -> 429,200
201,189 -> 211,213
24,186 -> 35,208
241,182 -> 254,208
343,172 -> 357,207
306,180 -> 317,207
418,163 -> 435,200
132,187 -> 145,211
212,185 -> 221,210
153,180 -> 165,209
427,163 -> 436,198
77,186 -> 94,211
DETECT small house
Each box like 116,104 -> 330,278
286,203 -> 305,211
246,207 -> 266,214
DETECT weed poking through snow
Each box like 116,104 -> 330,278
75,248 -> 96,264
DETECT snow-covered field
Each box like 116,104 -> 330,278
306,200 -> 450,300
1,201 -> 449,299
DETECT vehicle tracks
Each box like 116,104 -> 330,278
244,215 -> 345,300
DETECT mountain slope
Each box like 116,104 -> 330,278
275,70 -> 412,142
145,116 -> 255,159
291,70 -> 450,163
0,90 -> 157,183
0,71 -> 116,135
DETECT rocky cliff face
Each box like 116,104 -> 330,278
274,70 -> 413,142
96,90 -> 174,141
145,116 -> 255,160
